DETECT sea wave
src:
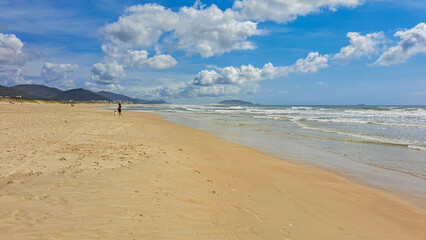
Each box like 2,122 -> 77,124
287,116 -> 426,129
294,121 -> 426,151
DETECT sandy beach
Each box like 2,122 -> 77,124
0,101 -> 425,240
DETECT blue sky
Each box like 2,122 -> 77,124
0,0 -> 425,104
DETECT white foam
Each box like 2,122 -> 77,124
294,120 -> 426,151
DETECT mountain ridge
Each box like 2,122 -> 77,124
0,84 -> 162,103
12,84 -> 62,99
0,85 -> 36,99
50,88 -> 110,101
97,91 -> 137,102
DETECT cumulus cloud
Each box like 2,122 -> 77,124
100,1 -> 363,58
334,32 -> 385,63
232,41 -> 256,50
41,62 -> 78,87
101,44 -> 177,70
123,49 -> 150,69
84,82 -> 124,92
101,45 -> 148,69
193,63 -> 275,86
90,61 -> 125,84
233,0 -> 360,23
8,68 -> 31,84
89,44 -> 178,87
146,54 -> 177,69
174,5 -> 260,57
101,3 -> 260,58
373,22 -> 426,66
141,52 -> 328,99
93,1 -> 365,90
102,4 -> 178,47
289,52 -> 329,73
0,67 -> 32,85
0,33 -> 29,65
192,84 -> 242,97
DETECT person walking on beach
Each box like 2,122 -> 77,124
118,103 -> 122,116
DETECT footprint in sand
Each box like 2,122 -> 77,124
36,195 -> 50,200
280,228 -> 291,240
245,208 -> 263,223
131,213 -> 144,222
210,190 -> 219,196
10,209 -> 25,220
34,214 -> 49,223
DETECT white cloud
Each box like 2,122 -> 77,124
233,0 -> 360,23
99,1 -> 364,59
101,3 -> 260,58
84,82 -> 123,92
174,5 -> 260,57
192,70 -> 222,86
289,52 -> 329,73
334,32 -> 385,63
141,81 -> 244,100
124,49 -> 150,69
95,1 -> 364,90
317,81 -> 324,85
41,62 -> 78,87
101,44 -> 176,70
0,67 -> 32,85
101,44 -> 124,59
102,4 -> 179,47
374,22 -> 426,66
192,63 -> 277,86
0,33 -> 28,65
9,68 -> 31,84
90,61 -> 125,84
232,41 -> 256,50
146,54 -> 177,69
141,82 -> 190,100
192,84 -> 242,97
101,45 -> 148,69
141,52 -> 328,99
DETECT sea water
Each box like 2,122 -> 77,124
126,104 -> 426,199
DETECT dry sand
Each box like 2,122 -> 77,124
0,101 -> 425,239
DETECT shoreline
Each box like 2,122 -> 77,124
164,114 -> 426,210
132,109 -> 426,205
1,102 -> 425,239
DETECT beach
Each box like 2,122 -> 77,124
1,102 -> 425,239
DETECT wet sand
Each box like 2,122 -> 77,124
1,101 -> 425,239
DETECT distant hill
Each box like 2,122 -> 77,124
0,85 -> 36,98
1,83 -> 168,103
134,98 -> 168,104
12,84 -> 62,99
51,88 -> 109,101
218,100 -> 255,106
97,91 -> 136,102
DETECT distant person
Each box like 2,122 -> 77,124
118,103 -> 122,116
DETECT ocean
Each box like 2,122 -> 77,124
125,104 -> 426,199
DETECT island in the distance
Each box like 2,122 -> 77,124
218,100 -> 257,106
